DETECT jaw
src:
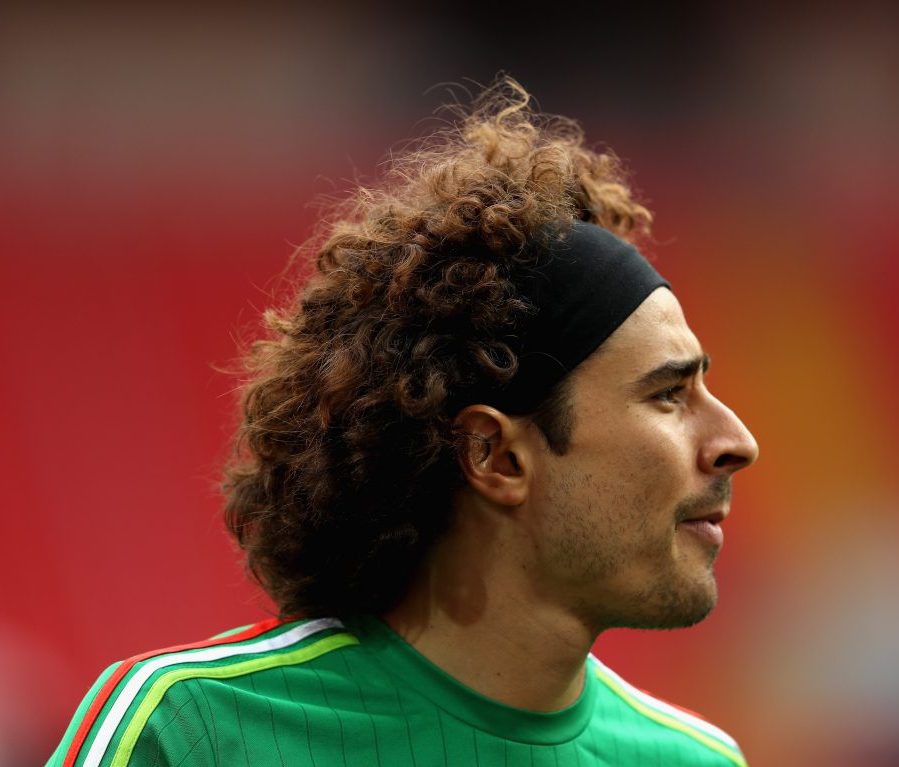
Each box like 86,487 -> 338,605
583,550 -> 721,632
622,571 -> 719,630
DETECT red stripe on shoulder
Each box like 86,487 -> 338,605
62,618 -> 284,767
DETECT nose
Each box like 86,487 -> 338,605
698,395 -> 760,476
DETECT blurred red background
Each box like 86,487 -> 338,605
2,4 -> 898,765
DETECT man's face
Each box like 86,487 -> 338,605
526,287 -> 759,631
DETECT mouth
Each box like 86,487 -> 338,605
676,508 -> 727,546
684,509 -> 726,525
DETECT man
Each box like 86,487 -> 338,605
49,79 -> 758,766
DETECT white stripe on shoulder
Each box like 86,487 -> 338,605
83,617 -> 343,767
588,654 -> 738,748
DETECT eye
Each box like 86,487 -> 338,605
654,385 -> 686,404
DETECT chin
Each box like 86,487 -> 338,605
619,573 -> 719,631
661,575 -> 718,629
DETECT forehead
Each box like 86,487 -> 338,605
576,288 -> 702,386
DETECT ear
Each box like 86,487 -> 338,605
453,405 -> 532,507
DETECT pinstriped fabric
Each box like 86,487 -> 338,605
589,655 -> 747,766
92,618 -> 345,767
110,632 -> 358,766
46,618 -> 346,767
57,618 -> 285,767
49,616 -> 748,766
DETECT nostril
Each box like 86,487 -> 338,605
714,453 -> 747,470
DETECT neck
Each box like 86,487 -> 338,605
382,504 -> 596,712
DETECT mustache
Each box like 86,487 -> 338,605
674,476 -> 732,523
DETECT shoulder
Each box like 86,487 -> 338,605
49,617 -> 355,767
588,654 -> 748,767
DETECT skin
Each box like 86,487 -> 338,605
384,287 -> 759,712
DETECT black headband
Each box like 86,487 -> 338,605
463,220 -> 671,414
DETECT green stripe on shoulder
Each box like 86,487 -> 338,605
593,666 -> 747,767
109,631 -> 358,767
45,662 -> 123,766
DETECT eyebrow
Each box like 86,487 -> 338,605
630,353 -> 711,392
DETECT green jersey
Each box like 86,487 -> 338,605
48,615 -> 747,766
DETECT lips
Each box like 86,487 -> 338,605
676,508 -> 727,546
683,509 -> 726,525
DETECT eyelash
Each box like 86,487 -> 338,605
654,385 -> 686,404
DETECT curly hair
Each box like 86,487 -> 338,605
223,78 -> 653,619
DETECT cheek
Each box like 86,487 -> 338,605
592,419 -> 692,512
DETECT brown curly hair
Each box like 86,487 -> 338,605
223,78 -> 653,619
